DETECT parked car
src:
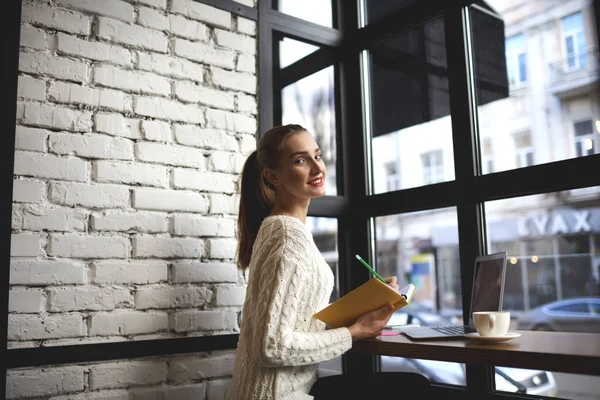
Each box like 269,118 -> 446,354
318,303 -> 557,397
516,297 -> 600,333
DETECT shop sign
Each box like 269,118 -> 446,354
517,210 -> 591,237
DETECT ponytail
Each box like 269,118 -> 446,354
236,150 -> 274,270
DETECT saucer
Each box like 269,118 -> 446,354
464,332 -> 521,343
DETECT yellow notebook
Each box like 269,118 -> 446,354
314,280 -> 417,328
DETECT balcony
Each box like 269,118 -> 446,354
549,47 -> 599,98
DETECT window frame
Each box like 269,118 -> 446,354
561,11 -> 587,71
506,33 -> 528,85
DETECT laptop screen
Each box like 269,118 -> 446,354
468,253 -> 507,326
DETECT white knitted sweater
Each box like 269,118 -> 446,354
228,215 -> 353,400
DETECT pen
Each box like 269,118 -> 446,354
355,254 -> 387,285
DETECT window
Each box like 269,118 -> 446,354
506,34 -> 527,85
552,303 -> 591,313
276,0 -> 333,28
562,12 -> 587,71
514,132 -> 534,168
384,162 -> 400,191
421,150 -> 444,185
574,119 -> 596,157
482,138 -> 494,173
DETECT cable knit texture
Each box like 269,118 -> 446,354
228,215 -> 353,400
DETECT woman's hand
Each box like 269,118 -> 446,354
385,276 -> 399,290
348,304 -> 394,341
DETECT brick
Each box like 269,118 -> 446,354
18,75 -> 46,101
173,38 -> 235,69
135,0 -> 167,8
91,210 -> 168,232
89,361 -> 166,390
92,260 -> 167,284
208,151 -> 243,173
166,383 -> 207,400
22,3 -> 90,35
19,52 -> 88,83
9,289 -> 45,313
12,205 -> 23,230
133,188 -> 208,212
171,0 -> 231,29
49,286 -> 132,312
172,261 -> 237,283
94,161 -> 168,187
171,310 -> 237,333
169,14 -> 209,41
22,206 -> 87,232
215,285 -> 246,306
174,125 -> 238,150
133,97 -> 205,124
173,169 -> 235,193
135,285 -> 211,309
207,379 -> 231,400
15,126 -> 47,152
172,214 -> 235,237
6,367 -> 85,398
136,52 -> 204,83
138,7 -> 169,31
141,120 -> 172,142
237,53 -> 256,74
136,142 -> 204,168
206,108 -> 256,134
10,233 -> 40,257
10,260 -> 86,285
21,102 -> 92,131
171,354 -> 235,381
237,17 -> 256,36
49,81 -> 132,112
98,18 -> 168,53
94,66 -> 171,96
49,132 -> 134,160
209,194 -> 237,214
174,82 -> 234,110
95,113 -> 142,139
13,179 -> 44,203
49,234 -> 129,258
14,151 -> 87,182
20,25 -> 46,50
58,33 -> 132,66
237,93 -> 257,114
211,67 -> 256,94
49,182 -> 130,208
207,238 -> 237,259
57,0 -> 135,23
215,29 -> 256,54
132,236 -> 203,258
16,101 -> 25,120
238,134 -> 257,154
89,310 -> 168,336
8,314 -> 84,340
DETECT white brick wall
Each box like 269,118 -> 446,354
10,0 -> 257,397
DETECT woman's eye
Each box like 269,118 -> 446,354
315,154 -> 322,160
294,158 -> 306,164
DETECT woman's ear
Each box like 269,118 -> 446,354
263,168 -> 280,187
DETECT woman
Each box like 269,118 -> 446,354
228,124 -> 401,400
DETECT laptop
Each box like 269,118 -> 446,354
399,251 -> 507,340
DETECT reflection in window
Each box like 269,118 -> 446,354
276,0 -> 333,28
574,119 -> 596,157
506,34 -> 527,85
370,17 -> 455,193
282,67 -> 337,195
472,1 -> 600,175
279,37 -> 320,69
482,138 -> 494,174
375,209 -> 462,385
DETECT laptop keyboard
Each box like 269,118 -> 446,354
431,325 -> 469,335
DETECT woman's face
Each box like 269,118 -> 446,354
267,131 -> 327,199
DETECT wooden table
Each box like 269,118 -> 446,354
351,330 -> 600,376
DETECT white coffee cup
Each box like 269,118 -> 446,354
473,311 -> 510,337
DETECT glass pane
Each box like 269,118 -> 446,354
472,0 -> 600,176
277,0 -> 333,28
376,208 -> 467,387
282,67 -> 338,195
485,190 -> 600,398
307,217 -> 342,377
370,16 -> 454,193
279,37 -> 320,69
363,0 -> 418,26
